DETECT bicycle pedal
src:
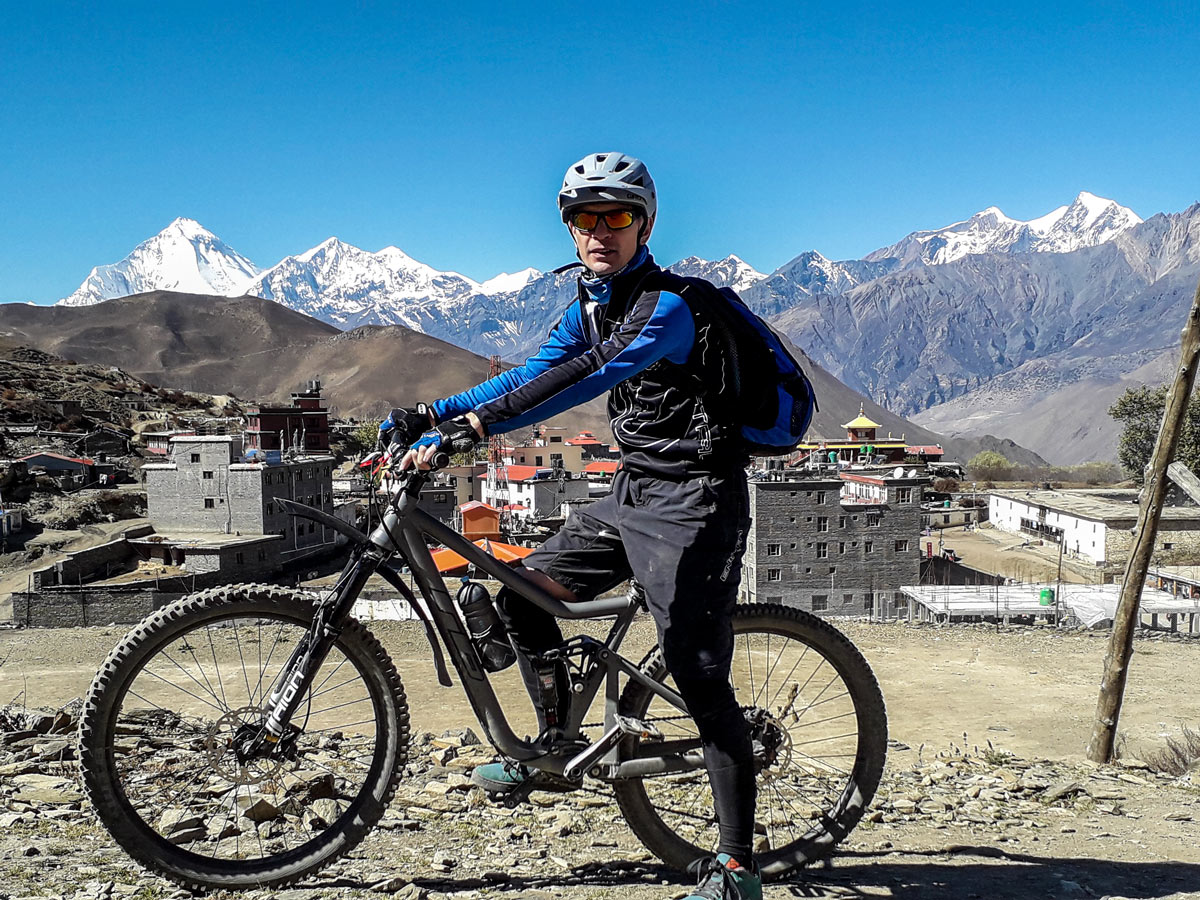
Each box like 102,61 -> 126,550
615,714 -> 662,741
501,782 -> 535,808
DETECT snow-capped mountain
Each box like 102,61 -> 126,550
865,192 -> 1143,267
247,238 -> 482,331
668,255 -> 765,292
479,267 -> 541,295
57,218 -> 260,307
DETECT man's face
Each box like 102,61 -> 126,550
567,203 -> 654,276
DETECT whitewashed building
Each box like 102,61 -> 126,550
988,488 -> 1200,567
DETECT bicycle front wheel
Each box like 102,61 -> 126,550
78,584 -> 408,890
612,602 -> 887,880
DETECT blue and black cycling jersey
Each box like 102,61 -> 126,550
433,250 -> 745,478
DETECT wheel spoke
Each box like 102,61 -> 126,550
84,598 -> 400,880
615,607 -> 884,873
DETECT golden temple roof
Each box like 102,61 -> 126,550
842,403 -> 880,430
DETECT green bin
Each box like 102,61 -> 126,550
1039,587 -> 1055,606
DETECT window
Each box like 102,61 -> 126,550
943,514 -> 951,524
895,540 -> 910,552
812,595 -> 828,611
864,540 -> 874,553
551,453 -> 562,467
297,470 -> 304,481
190,453 -> 200,463
308,522 -> 315,534
202,470 -> 213,480
864,592 -> 875,610
815,543 -> 827,559
816,516 -> 828,532
535,456 -> 544,466
816,491 -> 826,505
324,466 -> 330,476
867,514 -> 880,527
766,596 -> 783,603
896,487 -> 912,503
766,568 -> 781,582
766,543 -> 781,556
235,552 -> 244,564
839,542 -> 846,555
829,566 -> 836,574
1164,541 -> 1174,550
839,516 -> 847,528
843,593 -> 855,606
204,498 -> 215,509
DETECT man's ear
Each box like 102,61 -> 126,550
640,213 -> 656,245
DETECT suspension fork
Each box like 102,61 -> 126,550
261,546 -> 383,739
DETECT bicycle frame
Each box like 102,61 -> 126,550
270,473 -> 703,784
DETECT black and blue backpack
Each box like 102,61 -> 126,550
648,272 -> 818,456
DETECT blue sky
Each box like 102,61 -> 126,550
2,0 -> 1198,303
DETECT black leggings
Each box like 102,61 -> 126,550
497,585 -> 756,861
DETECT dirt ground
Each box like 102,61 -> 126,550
2,616 -> 1199,898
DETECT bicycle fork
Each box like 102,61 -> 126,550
259,548 -> 381,744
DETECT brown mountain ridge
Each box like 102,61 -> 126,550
0,291 -> 1043,465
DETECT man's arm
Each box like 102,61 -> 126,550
471,290 -> 694,435
431,301 -> 590,423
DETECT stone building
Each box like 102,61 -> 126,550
142,435 -> 341,559
743,469 -> 929,616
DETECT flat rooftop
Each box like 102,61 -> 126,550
130,533 -> 283,550
991,488 -> 1200,524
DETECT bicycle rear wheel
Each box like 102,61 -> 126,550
612,602 -> 886,880
78,584 -> 408,890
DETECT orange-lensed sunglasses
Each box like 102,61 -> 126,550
567,208 -> 640,232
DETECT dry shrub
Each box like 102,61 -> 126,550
1141,725 -> 1200,776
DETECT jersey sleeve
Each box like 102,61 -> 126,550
471,290 -> 695,435
431,301 -> 590,422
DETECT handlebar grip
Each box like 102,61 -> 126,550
431,451 -> 451,469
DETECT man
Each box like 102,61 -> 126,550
389,152 -> 760,900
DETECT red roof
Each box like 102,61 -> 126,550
906,445 -> 944,456
584,460 -> 619,474
459,501 -> 498,512
503,465 -> 551,483
21,452 -> 94,466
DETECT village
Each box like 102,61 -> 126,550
2,374 -> 1198,637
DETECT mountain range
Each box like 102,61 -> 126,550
42,190 -> 1197,464
0,291 -> 1043,468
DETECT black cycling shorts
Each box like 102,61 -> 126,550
523,468 -> 750,680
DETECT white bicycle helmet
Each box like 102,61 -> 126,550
558,152 -> 657,221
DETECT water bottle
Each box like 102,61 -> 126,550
456,580 -> 517,672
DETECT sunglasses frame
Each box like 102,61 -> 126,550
567,207 -> 642,233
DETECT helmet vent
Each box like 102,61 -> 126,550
613,160 -> 630,172
595,154 -> 609,163
628,175 -> 644,186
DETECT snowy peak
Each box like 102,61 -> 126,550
479,267 -> 541,295
246,238 -> 482,330
668,254 -> 765,292
865,192 -> 1143,267
57,218 -> 261,307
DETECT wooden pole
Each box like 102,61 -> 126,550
1087,275 -> 1200,763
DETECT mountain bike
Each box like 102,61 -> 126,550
78,459 -> 888,891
